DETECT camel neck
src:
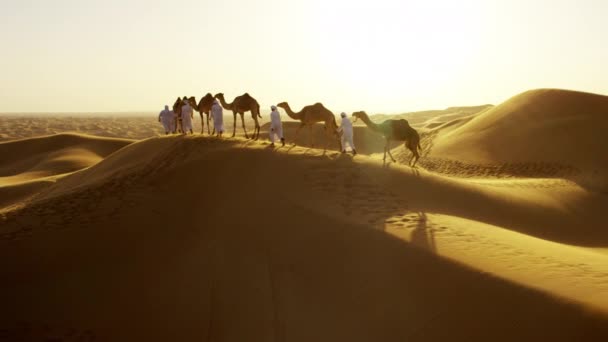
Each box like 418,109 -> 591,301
281,103 -> 301,120
217,96 -> 233,110
359,113 -> 381,132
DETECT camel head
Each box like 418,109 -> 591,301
352,111 -> 368,123
173,97 -> 182,110
188,96 -> 198,110
276,102 -> 288,110
214,93 -> 224,99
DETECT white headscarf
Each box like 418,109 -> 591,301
271,105 -> 277,111
340,112 -> 347,118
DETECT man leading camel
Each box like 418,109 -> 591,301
340,112 -> 356,155
181,99 -> 194,134
211,99 -> 224,137
269,105 -> 285,147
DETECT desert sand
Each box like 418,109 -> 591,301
1,89 -> 608,341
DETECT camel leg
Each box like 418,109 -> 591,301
206,113 -> 210,135
240,113 -> 249,139
200,114 -> 205,134
335,129 -> 342,152
293,123 -> 305,145
309,125 -> 314,148
404,141 -> 419,167
254,117 -> 261,140
254,124 -> 260,140
385,139 -> 396,162
324,127 -> 336,151
387,148 -> 396,162
411,150 -> 420,168
232,112 -> 237,137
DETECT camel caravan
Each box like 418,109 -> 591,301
158,92 -> 422,167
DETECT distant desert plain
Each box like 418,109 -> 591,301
1,88 -> 608,341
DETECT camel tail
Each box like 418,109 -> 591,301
418,142 -> 422,151
257,104 -> 262,118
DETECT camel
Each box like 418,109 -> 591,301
192,93 -> 214,135
276,102 -> 342,151
172,96 -> 196,133
352,111 -> 421,167
172,97 -> 183,133
214,93 -> 262,140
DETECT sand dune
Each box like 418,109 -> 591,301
0,133 -> 133,209
0,114 -> 271,142
0,115 -> 161,141
1,90 -> 607,340
415,89 -> 608,188
1,134 -> 608,341
371,105 -> 493,127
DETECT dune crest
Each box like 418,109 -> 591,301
402,89 -> 608,191
1,134 -> 608,340
2,89 -> 608,340
0,133 -> 133,209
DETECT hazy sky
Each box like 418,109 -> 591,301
1,0 -> 607,113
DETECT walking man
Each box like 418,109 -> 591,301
181,99 -> 194,134
211,99 -> 224,137
158,105 -> 175,135
340,112 -> 356,155
269,105 -> 285,147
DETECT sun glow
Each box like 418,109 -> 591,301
1,0 -> 607,113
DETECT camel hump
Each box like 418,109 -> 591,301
312,102 -> 327,110
395,120 -> 411,130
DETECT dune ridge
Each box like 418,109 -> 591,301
393,89 -> 608,192
1,135 -> 608,340
0,133 -> 133,210
2,88 -> 608,340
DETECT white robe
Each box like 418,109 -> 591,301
340,116 -> 355,151
211,104 -> 224,133
159,109 -> 175,133
181,104 -> 194,133
269,109 -> 283,143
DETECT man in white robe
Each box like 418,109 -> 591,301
211,99 -> 224,137
268,105 -> 285,147
158,105 -> 175,134
181,100 -> 194,134
340,112 -> 356,155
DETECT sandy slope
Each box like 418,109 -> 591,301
0,133 -> 133,209
370,105 -> 493,127
0,114 -> 272,142
1,89 -> 607,340
0,115 -> 161,141
1,135 -> 608,341
416,89 -> 608,191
